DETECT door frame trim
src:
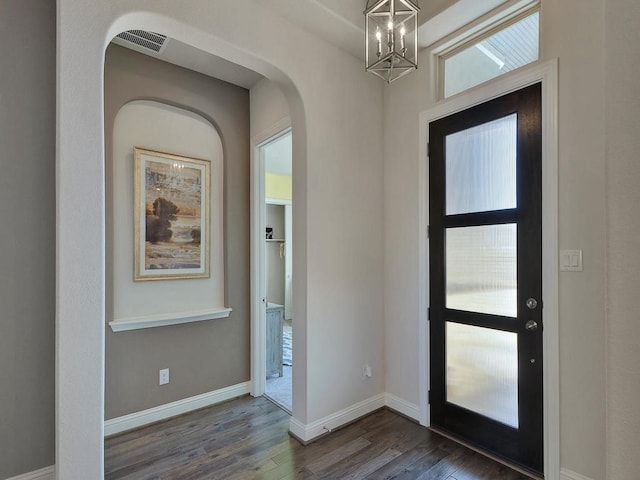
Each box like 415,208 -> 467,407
418,59 -> 559,480
250,121 -> 292,397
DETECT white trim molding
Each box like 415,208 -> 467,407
385,393 -> 420,421
4,466 -> 55,480
252,116 -> 291,149
109,307 -> 232,332
418,58 -> 560,480
289,394 -> 386,443
104,381 -> 250,436
560,468 -> 596,480
265,198 -> 292,206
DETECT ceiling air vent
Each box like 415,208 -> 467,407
113,30 -> 168,54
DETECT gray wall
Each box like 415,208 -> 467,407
104,45 -> 251,419
0,0 -> 56,477
605,0 -> 640,477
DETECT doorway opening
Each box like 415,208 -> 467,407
259,130 -> 293,412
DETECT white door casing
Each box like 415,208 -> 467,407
418,59 -> 559,480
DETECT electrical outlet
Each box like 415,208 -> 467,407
363,365 -> 372,379
159,368 -> 170,385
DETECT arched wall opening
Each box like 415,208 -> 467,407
101,17 -> 309,427
58,8 -> 310,478
102,34 -> 298,435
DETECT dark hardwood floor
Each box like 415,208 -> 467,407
105,395 -> 533,480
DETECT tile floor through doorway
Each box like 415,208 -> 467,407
265,320 -> 292,412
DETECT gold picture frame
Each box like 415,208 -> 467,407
134,147 -> 211,280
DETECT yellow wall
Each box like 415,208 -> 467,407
266,173 -> 292,201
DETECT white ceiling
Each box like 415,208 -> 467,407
159,38 -> 263,89
262,0 -> 508,58
111,35 -> 264,89
110,0 -> 511,89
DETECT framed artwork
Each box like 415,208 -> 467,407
134,147 -> 210,280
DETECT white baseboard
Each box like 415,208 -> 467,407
385,393 -> 420,421
289,393 -> 386,443
4,466 -> 55,480
104,381 -> 251,436
560,468 -> 595,480
289,393 -> 421,444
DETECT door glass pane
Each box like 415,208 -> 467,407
446,114 -> 517,215
446,322 -> 519,428
446,224 -> 517,317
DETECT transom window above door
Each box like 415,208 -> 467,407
440,8 -> 539,98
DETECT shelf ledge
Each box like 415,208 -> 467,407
109,307 -> 232,332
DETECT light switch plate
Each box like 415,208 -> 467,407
560,250 -> 583,272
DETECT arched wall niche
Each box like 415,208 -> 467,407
108,99 -> 225,320
106,96 -> 230,420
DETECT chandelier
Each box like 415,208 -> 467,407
364,0 -> 420,83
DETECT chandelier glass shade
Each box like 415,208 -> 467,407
365,0 -> 419,83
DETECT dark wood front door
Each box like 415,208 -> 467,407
429,83 -> 543,476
